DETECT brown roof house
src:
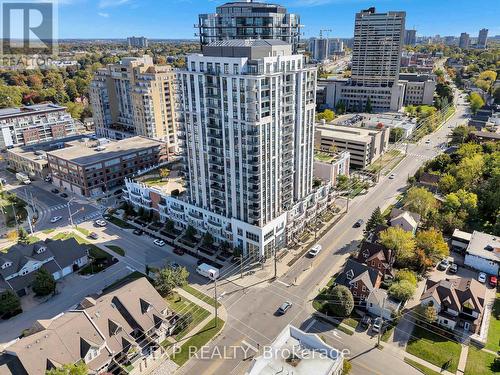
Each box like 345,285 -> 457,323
0,238 -> 88,297
356,242 -> 395,278
334,259 -> 382,302
390,208 -> 421,234
418,172 -> 440,192
420,277 -> 486,333
1,277 -> 175,375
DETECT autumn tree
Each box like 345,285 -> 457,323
316,109 -> 335,122
468,92 -> 485,114
438,173 -> 457,194
455,154 -> 484,189
416,228 -> 449,262
416,304 -> 437,324
388,280 -> 415,302
403,187 -> 438,218
379,227 -> 416,264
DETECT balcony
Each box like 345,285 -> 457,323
188,210 -> 204,220
170,205 -> 184,213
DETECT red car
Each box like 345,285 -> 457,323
489,275 -> 498,287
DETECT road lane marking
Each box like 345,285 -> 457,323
276,280 -> 291,287
241,340 -> 258,352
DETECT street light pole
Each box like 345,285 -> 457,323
67,197 -> 75,227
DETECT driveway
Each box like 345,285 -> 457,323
0,261 -> 131,346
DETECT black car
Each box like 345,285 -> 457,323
132,228 -> 143,236
88,232 -> 99,240
60,193 -> 68,198
51,188 -> 59,194
353,219 -> 364,228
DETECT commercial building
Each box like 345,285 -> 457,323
124,40 -> 331,258
322,8 -> 406,112
477,29 -> 488,48
247,325 -> 344,375
364,113 -> 417,139
47,136 -> 166,197
309,37 -> 329,62
197,1 -> 301,52
399,73 -> 436,106
127,36 -> 148,48
0,104 -> 79,150
315,123 -> 390,168
1,278 -> 174,375
313,150 -> 350,187
89,56 -> 178,153
6,147 -> 49,179
404,29 -> 417,46
459,32 -> 470,49
464,230 -> 500,275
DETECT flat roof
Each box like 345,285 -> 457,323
316,125 -> 376,143
7,147 -> 48,166
452,229 -> 473,242
47,136 -> 163,166
0,104 -> 66,119
466,230 -> 500,262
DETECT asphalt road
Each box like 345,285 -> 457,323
180,91 -> 469,375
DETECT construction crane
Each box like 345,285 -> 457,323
319,29 -> 332,39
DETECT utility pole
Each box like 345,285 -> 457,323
240,254 -> 243,279
211,271 -> 218,327
377,296 -> 386,347
273,244 -> 277,279
67,197 -> 75,227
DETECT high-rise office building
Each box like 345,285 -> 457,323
197,1 -> 301,52
124,40 -> 331,257
127,36 -> 148,48
89,56 -> 178,154
477,29 -> 488,48
328,7 -> 406,112
404,29 -> 417,46
459,32 -> 470,49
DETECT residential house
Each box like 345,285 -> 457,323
418,172 -> 440,192
356,242 -> 395,278
334,259 -> 382,302
0,238 -> 89,296
464,231 -> 500,275
366,223 -> 389,244
366,289 -> 402,320
389,208 -> 421,234
451,229 -> 472,252
1,277 -> 174,375
420,277 -> 486,333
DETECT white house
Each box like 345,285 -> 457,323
389,208 -> 421,234
366,289 -> 402,320
464,231 -> 500,275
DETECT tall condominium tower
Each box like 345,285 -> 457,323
351,7 -> 405,87
127,36 -> 148,49
404,29 -> 417,46
197,1 -> 301,52
89,56 -> 178,154
477,29 -> 488,48
459,32 -> 470,49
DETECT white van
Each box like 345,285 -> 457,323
196,263 -> 220,280
308,244 -> 322,257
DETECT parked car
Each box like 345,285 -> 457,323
308,244 -> 322,257
95,219 -> 107,227
372,317 -> 383,333
132,228 -> 143,236
361,315 -> 372,329
88,232 -> 99,240
389,173 -> 396,179
60,193 -> 68,198
154,239 -> 165,247
50,216 -> 62,223
51,188 -> 59,194
173,248 -> 184,256
353,219 -> 364,228
44,176 -> 52,182
489,275 -> 497,287
170,262 -> 180,270
478,272 -> 487,283
437,259 -> 450,271
277,301 -> 292,315
448,263 -> 458,274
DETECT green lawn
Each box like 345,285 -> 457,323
182,285 -> 221,308
404,358 -> 441,375
485,293 -> 500,352
166,293 -> 210,340
75,226 -> 90,236
106,245 -> 125,256
315,151 -> 336,163
464,347 -> 499,375
406,325 -> 461,373
381,323 -> 396,342
168,317 -> 224,367
42,228 -> 55,234
25,236 -> 41,244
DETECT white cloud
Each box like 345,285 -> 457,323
98,12 -> 109,17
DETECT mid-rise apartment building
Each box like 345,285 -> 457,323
89,56 -> 178,153
127,36 -> 148,48
325,7 -> 406,112
477,29 -> 488,48
0,104 -> 79,149
459,32 -> 470,49
197,1 -> 301,52
124,40 -> 332,258
399,73 -> 436,106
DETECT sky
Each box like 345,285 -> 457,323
46,0 -> 500,39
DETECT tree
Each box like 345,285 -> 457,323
316,109 -> 335,122
403,187 -> 437,218
416,228 -> 449,261
468,92 -> 485,114
416,304 -> 437,324
394,269 -> 417,286
64,102 -> 84,119
342,359 -> 352,375
389,127 -> 404,143
154,266 -> 189,297
364,207 -> 386,235
46,362 -> 88,375
438,173 -> 457,194
6,230 -> 18,242
444,189 -> 478,215
365,97 -> 373,113
18,227 -> 28,243
388,280 -> 415,301
379,227 -> 416,264
202,232 -> 214,248
32,268 -> 56,296
0,290 -> 21,318
450,125 -> 473,145
336,175 -> 349,190
185,225 -> 197,240
456,143 -> 483,160
0,84 -> 23,108
456,154 -> 484,189
325,285 -> 354,318
159,168 -> 170,180
165,219 -> 175,232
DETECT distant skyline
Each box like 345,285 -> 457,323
50,0 -> 500,39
